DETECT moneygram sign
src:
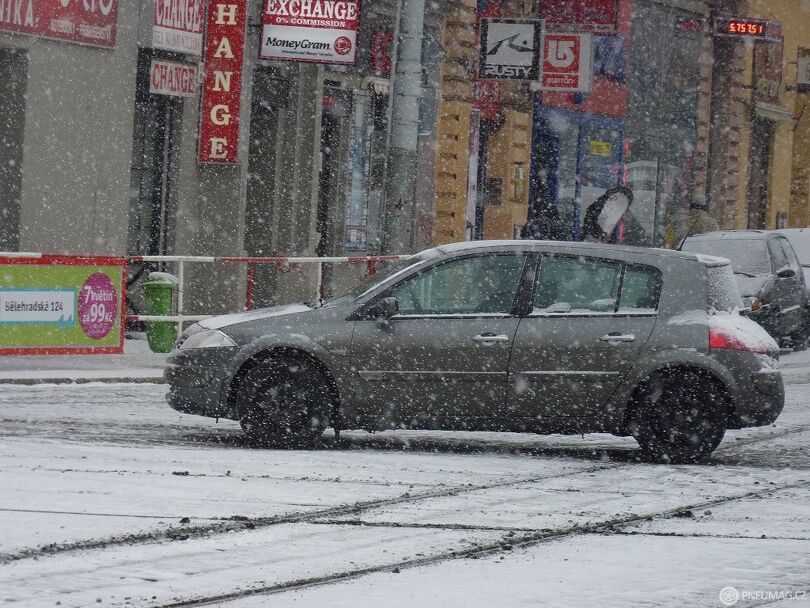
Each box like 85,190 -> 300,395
0,0 -> 117,47
261,0 -> 361,65
153,0 -> 204,56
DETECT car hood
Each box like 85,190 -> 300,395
198,304 -> 312,330
734,274 -> 770,298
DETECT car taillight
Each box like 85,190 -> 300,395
709,325 -> 769,354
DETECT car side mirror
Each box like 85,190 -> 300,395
777,268 -> 795,279
366,297 -> 399,321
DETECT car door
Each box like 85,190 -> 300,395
779,238 -> 806,328
768,238 -> 802,333
508,255 -> 660,421
349,252 -> 529,429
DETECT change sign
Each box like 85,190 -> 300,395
0,256 -> 126,355
261,0 -> 361,64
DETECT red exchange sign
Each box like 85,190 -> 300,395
0,0 -> 118,47
198,0 -> 248,164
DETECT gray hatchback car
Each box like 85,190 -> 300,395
166,241 -> 784,463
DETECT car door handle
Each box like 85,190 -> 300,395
473,333 -> 510,343
599,333 -> 636,343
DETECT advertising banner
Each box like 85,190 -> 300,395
0,0 -> 117,47
198,0 -> 248,164
150,59 -> 199,97
153,0 -> 204,55
260,0 -> 361,64
478,19 -> 542,80
0,256 -> 126,355
542,0 -> 617,34
539,32 -> 593,92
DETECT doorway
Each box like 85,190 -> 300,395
747,117 -> 774,229
0,48 -> 27,251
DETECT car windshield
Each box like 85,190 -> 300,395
682,239 -> 771,275
321,250 -> 439,307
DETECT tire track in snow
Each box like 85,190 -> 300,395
0,461 -> 620,564
155,478 -> 810,608
2,421 -> 807,565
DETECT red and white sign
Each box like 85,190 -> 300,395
0,0 -> 117,47
260,0 -> 361,64
542,0 -> 617,34
198,0 -> 247,164
149,59 -> 199,97
153,0 -> 204,55
539,33 -> 593,92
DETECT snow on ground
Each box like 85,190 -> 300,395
0,350 -> 808,606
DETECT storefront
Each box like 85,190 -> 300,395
624,0 -> 704,245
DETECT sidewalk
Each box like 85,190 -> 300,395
0,337 -> 169,385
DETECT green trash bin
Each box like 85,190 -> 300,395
143,272 -> 179,353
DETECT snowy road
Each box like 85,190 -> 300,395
1,353 -> 809,607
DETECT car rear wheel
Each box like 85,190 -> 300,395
631,369 -> 728,464
237,355 -> 333,448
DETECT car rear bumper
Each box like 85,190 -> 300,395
728,366 -> 785,428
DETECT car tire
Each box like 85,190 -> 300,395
631,369 -> 728,464
236,354 -> 333,449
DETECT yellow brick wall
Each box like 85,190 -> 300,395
482,109 -> 533,239
744,0 -> 805,228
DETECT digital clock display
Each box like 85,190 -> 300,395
714,17 -> 776,40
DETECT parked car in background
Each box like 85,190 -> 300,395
776,228 -> 810,340
682,230 -> 808,348
166,241 -> 783,464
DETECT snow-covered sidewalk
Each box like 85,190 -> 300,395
0,338 -> 168,384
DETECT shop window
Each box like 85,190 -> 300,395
0,48 -> 27,251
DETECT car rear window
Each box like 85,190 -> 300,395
683,238 -> 771,275
706,263 -> 743,312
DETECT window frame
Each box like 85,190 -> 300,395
526,254 -> 663,318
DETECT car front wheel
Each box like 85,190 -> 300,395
630,369 -> 728,464
236,354 -> 334,448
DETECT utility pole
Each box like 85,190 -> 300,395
381,0 -> 426,254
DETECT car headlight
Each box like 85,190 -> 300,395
178,329 -> 237,350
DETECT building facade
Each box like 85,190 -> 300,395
1,0 -> 456,313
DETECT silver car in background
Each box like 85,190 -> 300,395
682,230 -> 807,347
166,241 -> 784,464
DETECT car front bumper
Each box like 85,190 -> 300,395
164,348 -> 237,419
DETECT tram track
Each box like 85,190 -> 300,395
2,421 -> 808,566
156,477 -> 810,608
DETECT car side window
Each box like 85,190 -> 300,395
533,256 -> 622,314
387,253 -> 528,316
618,266 -> 662,312
768,239 -> 788,272
780,240 -> 801,274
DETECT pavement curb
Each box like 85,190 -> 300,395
0,377 -> 166,386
